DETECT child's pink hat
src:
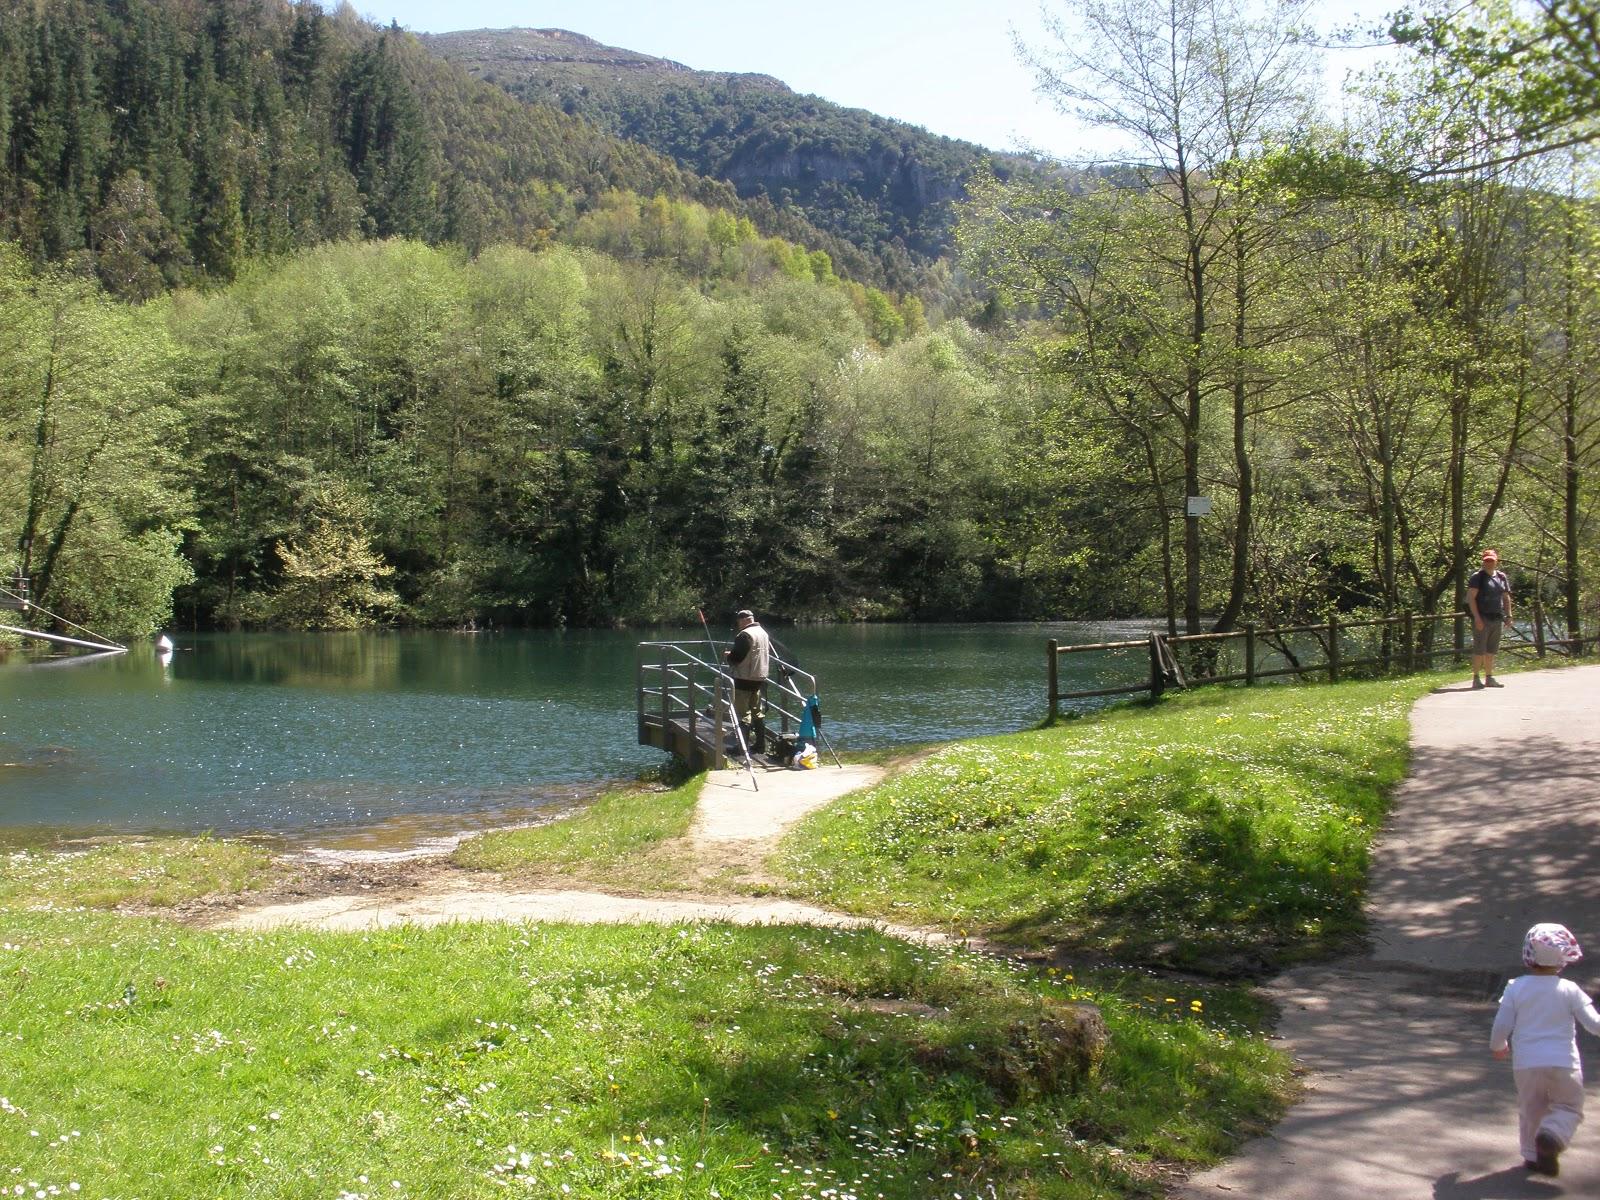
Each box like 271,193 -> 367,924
1523,923 -> 1583,968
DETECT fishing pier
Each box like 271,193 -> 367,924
636,641 -> 826,772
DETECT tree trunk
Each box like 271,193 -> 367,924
1215,230 -> 1251,634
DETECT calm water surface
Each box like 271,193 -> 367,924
0,623 -> 1149,843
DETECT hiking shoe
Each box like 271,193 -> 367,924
1472,677 -> 1485,689
1534,1131 -> 1561,1176
1486,676 -> 1504,688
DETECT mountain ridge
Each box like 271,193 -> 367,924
422,26 -> 1043,282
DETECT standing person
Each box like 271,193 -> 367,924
1490,923 -> 1600,1176
1468,548 -> 1512,689
724,609 -> 771,752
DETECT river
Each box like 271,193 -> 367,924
0,622 -> 1151,845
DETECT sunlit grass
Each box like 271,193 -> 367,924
775,677 -> 1442,967
0,836 -> 283,909
0,910 -> 1290,1199
0,670 -> 1469,1195
453,775 -> 703,880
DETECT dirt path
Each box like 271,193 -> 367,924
1181,664 -> 1600,1199
211,764 -> 954,943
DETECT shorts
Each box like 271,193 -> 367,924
1473,617 -> 1503,655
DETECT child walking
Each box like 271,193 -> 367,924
1490,923 -> 1600,1176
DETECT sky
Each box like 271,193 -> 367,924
349,0 -> 1403,159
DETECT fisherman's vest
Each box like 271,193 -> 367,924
732,624 -> 771,685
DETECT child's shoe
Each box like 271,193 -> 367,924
1534,1131 -> 1561,1176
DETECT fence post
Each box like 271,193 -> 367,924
1328,612 -> 1341,683
687,655 -> 698,748
1244,623 -> 1256,686
1148,632 -> 1166,702
1533,596 -> 1546,658
1403,611 -> 1414,673
1047,639 -> 1060,722
1454,612 -> 1465,663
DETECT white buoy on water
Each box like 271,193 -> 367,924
156,634 -> 174,652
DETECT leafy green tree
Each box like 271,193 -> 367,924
831,331 -> 1004,616
0,243 -> 192,636
1390,0 -> 1600,173
265,478 -> 397,629
90,170 -> 190,300
1505,173 -> 1600,641
986,0 -> 1315,634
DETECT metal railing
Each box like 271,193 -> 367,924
637,641 -> 821,769
1047,608 -> 1595,718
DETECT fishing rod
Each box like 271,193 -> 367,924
697,606 -> 759,792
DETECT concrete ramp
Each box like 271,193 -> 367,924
692,764 -> 881,842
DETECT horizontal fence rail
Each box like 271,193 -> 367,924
1047,609 -> 1595,718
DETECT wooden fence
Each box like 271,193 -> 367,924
1047,603 -> 1594,718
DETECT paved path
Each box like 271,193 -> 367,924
693,764 -> 882,842
1182,665 -> 1600,1199
215,765 -> 943,937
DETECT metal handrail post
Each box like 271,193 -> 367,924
713,674 -> 726,770
660,646 -> 671,729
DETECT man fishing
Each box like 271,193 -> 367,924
724,609 -> 771,752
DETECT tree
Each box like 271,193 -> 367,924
0,243 -> 192,636
1505,170 -> 1600,642
971,0 -> 1314,633
89,170 -> 189,300
265,478 -> 397,629
1390,0 -> 1600,174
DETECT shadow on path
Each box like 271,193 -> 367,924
1433,1167 -> 1561,1200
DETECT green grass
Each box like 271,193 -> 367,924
0,836 -> 283,909
452,775 -> 703,880
0,910 -> 1292,1199
774,677 -> 1441,968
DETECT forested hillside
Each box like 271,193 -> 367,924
422,27 -> 1044,290
0,0 -> 881,294
2,0 -> 1598,647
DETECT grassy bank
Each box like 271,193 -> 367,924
775,677 -> 1439,968
0,910 -> 1289,1199
0,836 -> 285,909
451,675 -> 1439,969
453,775 -> 703,890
